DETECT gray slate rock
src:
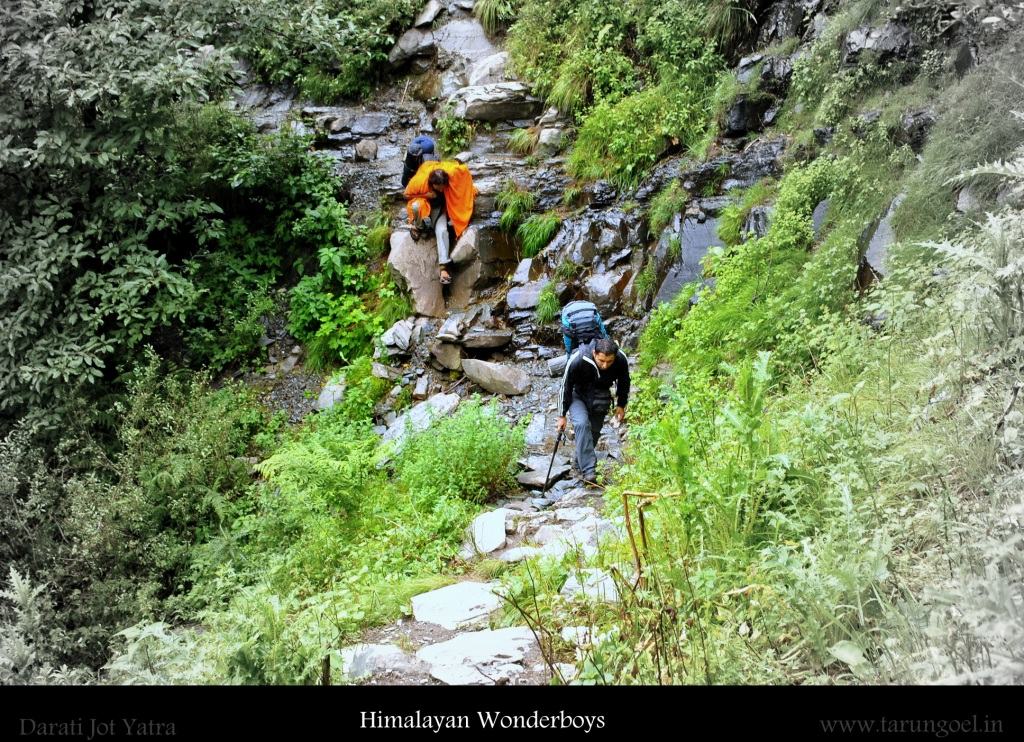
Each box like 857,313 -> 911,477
338,644 -> 427,680
525,414 -> 547,446
382,393 -> 461,450
315,381 -> 346,411
517,464 -> 571,488
461,328 -> 513,349
462,359 -> 531,395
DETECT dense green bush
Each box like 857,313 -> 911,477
395,399 -> 525,505
507,1 -> 724,184
0,4 -> 385,429
240,0 -> 420,101
568,73 -> 719,187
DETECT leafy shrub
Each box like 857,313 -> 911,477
568,72 -> 719,188
241,0 -> 420,101
436,113 -> 475,156
395,399 -> 524,505
535,283 -> 561,325
256,415 -> 380,517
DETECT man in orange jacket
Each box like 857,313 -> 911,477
404,159 -> 476,285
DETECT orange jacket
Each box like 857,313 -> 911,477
404,160 -> 477,238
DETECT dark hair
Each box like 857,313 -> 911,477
594,338 -> 619,356
428,169 -> 449,188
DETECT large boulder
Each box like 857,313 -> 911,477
447,82 -> 543,122
586,268 -> 633,313
388,230 -> 446,318
506,279 -> 550,310
388,28 -> 436,67
414,0 -> 444,27
461,359 -> 531,395
468,52 -> 509,86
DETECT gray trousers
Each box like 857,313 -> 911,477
567,397 -> 606,478
435,209 -> 450,265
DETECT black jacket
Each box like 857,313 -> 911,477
559,341 -> 631,416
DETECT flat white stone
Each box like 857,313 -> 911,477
416,627 -> 537,685
411,581 -> 502,630
497,546 -> 543,563
533,524 -> 568,545
466,508 -> 511,554
560,568 -> 619,603
554,507 -> 597,523
337,643 -> 427,680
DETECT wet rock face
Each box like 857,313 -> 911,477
724,137 -> 787,190
724,94 -> 775,137
843,23 -> 916,66
758,1 -> 807,46
653,215 -> 724,306
447,82 -> 544,121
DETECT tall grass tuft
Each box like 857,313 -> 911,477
517,211 -> 561,257
497,180 -> 536,231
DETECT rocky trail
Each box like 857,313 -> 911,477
230,0 -> 948,684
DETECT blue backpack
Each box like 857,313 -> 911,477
401,135 -> 437,187
561,300 -> 607,353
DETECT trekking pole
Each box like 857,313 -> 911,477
541,429 -> 565,494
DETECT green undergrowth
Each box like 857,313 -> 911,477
507,0 -> 725,186
100,397 -> 525,683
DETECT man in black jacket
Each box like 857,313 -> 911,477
556,338 -> 631,482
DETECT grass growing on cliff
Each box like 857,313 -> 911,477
517,211 -> 562,257
497,180 -> 537,231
